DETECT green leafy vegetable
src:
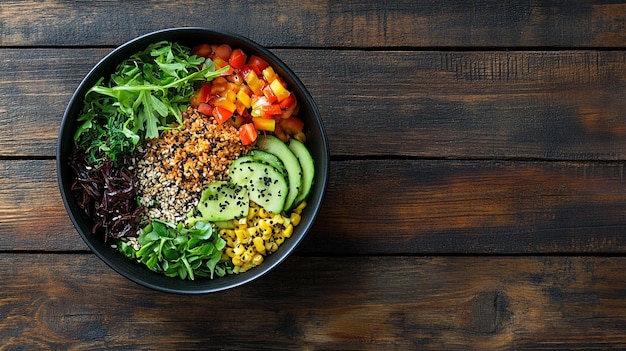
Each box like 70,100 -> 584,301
74,41 -> 229,165
118,219 -> 230,280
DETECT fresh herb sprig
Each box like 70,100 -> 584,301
74,41 -> 229,165
118,220 -> 230,280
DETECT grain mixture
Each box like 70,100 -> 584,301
135,107 -> 252,224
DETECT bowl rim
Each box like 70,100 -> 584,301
56,27 -> 329,294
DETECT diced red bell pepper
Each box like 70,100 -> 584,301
191,84 -> 211,107
247,55 -> 270,75
279,94 -> 296,109
239,123 -> 258,145
263,103 -> 282,117
262,85 -> 278,103
228,48 -> 247,69
212,106 -> 233,124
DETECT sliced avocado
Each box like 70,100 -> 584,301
288,138 -> 314,207
229,161 -> 288,214
195,181 -> 249,222
248,149 -> 287,176
257,135 -> 302,211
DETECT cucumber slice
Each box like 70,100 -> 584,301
248,150 -> 287,176
196,181 -> 249,221
288,139 -> 314,207
229,155 -> 256,174
229,161 -> 288,214
257,135 -> 302,211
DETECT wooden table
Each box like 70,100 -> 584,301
3,1 -> 626,349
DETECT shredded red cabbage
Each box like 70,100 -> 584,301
69,152 -> 144,242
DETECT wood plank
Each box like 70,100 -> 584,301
2,254 -> 626,349
4,159 -> 626,254
3,49 -> 626,159
1,1 -> 626,48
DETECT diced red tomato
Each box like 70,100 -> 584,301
212,106 -> 233,124
279,94 -> 296,109
239,123 -> 258,145
228,48 -> 247,69
253,117 -> 276,132
247,55 -> 270,75
197,102 -> 213,116
191,84 -> 211,107
213,44 -> 232,61
191,44 -> 304,141
191,44 -> 212,58
279,116 -> 304,135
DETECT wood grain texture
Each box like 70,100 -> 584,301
1,1 -> 626,48
4,159 -> 626,254
1,254 -> 626,350
4,48 -> 626,159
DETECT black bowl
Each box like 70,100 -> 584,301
57,28 -> 328,294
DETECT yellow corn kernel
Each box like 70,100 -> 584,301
247,207 -> 258,219
295,201 -> 307,213
283,224 -> 293,238
267,242 -> 278,253
290,213 -> 301,226
258,219 -> 272,231
235,229 -> 248,242
258,207 -> 268,218
253,237 -> 266,254
232,256 -> 243,266
275,236 -> 285,245
247,227 -> 258,238
226,229 -> 236,239
272,214 -> 284,225
240,253 -> 252,263
234,245 -> 245,256
225,248 -> 235,257
252,253 -> 264,266
241,263 -> 253,272
226,237 -> 235,248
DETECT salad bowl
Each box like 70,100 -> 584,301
57,28 -> 328,294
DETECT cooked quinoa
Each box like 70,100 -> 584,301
135,107 -> 252,224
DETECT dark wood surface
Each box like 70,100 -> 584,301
3,1 -> 626,349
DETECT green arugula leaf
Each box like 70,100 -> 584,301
74,40 -> 228,165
